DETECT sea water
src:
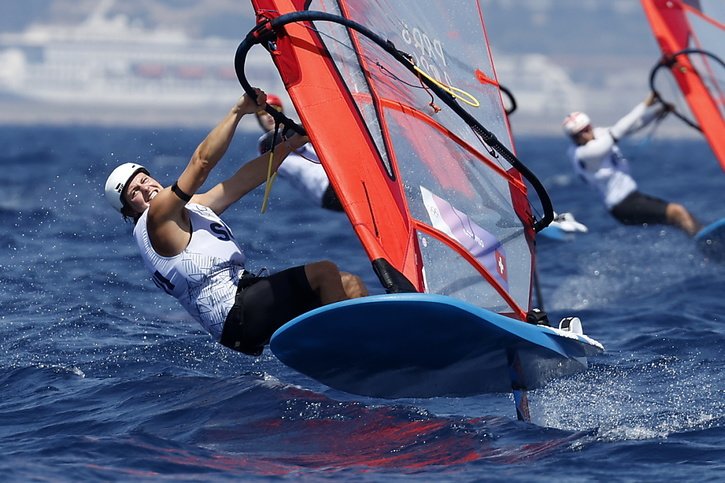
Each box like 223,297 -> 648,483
0,125 -> 723,481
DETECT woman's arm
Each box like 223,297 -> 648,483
145,89 -> 265,256
609,93 -> 665,141
180,90 -> 264,203
196,133 -> 309,215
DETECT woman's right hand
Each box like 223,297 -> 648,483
237,88 -> 267,115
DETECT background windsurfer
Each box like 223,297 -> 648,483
104,89 -> 367,357
256,95 -> 343,212
563,92 -> 702,236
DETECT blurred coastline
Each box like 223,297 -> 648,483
0,0 -> 699,137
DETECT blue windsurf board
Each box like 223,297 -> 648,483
538,212 -> 588,242
270,293 -> 603,399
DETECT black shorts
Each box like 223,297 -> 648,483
610,191 -> 669,226
220,265 -> 322,356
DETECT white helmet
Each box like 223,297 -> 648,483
104,163 -> 148,212
562,112 -> 591,136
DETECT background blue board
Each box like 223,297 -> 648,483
270,294 -> 603,398
538,225 -> 572,242
694,217 -> 725,261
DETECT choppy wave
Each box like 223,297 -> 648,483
1,127 -> 723,481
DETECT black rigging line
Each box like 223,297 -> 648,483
648,48 -> 725,133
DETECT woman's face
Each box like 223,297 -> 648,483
575,125 -> 594,145
124,171 -> 164,214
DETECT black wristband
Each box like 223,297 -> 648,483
171,181 -> 192,202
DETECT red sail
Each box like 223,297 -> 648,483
642,0 -> 725,170
249,0 -> 536,319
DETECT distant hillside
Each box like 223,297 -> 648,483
1,0 -> 657,59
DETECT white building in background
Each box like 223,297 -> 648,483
0,0 -> 283,122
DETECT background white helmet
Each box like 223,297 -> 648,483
562,112 -> 591,136
104,163 -> 148,212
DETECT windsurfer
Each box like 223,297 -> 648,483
104,89 -> 367,357
256,95 -> 343,212
563,93 -> 702,236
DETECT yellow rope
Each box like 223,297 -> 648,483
413,65 -> 480,108
260,149 -> 277,213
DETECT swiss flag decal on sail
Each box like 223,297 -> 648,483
421,186 -> 508,291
